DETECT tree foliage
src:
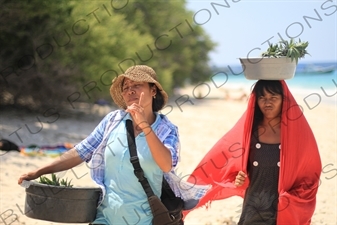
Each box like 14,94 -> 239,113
0,0 -> 215,111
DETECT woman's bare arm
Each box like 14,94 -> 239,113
18,148 -> 84,184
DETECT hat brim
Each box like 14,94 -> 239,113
110,73 -> 168,109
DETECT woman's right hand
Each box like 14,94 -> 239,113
17,148 -> 83,185
234,171 -> 247,187
18,170 -> 41,184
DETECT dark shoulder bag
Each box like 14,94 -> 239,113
126,120 -> 184,225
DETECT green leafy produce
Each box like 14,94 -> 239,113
262,38 -> 310,63
39,173 -> 73,187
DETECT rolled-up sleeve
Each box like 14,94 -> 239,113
75,113 -> 111,162
163,126 -> 180,169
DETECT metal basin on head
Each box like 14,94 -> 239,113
239,57 -> 297,80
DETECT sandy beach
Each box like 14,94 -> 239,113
0,85 -> 336,225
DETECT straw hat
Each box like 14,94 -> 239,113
110,65 -> 168,109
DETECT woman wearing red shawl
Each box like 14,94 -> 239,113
185,80 -> 321,224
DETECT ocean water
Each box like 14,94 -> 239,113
209,62 -> 337,106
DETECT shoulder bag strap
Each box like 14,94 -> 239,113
126,120 -> 179,224
125,119 -> 155,197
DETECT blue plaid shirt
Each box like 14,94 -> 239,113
75,110 -> 210,205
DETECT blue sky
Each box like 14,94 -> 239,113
186,0 -> 337,66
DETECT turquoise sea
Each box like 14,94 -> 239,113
209,62 -> 337,106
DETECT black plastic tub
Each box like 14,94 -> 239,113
24,181 -> 102,223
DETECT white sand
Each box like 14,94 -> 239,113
0,89 -> 336,224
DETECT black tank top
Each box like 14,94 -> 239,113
238,132 -> 280,225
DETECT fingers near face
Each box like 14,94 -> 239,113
138,92 -> 144,106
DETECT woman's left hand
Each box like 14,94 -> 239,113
234,171 -> 247,187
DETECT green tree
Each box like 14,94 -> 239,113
111,1 -> 216,89
0,0 -> 215,112
0,1 -> 155,110
0,0 -> 78,111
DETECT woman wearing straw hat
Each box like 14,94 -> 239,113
18,65 -> 209,225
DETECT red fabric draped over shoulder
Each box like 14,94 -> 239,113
184,81 -> 322,225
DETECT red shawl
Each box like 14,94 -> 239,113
184,81 -> 322,224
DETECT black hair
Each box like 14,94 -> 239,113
150,83 -> 165,112
252,80 -> 284,130
253,80 -> 284,98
